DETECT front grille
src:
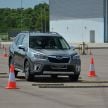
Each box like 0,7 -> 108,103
44,65 -> 75,72
48,57 -> 70,63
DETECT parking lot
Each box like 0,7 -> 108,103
0,45 -> 108,108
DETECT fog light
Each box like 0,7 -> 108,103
76,65 -> 81,72
34,64 -> 41,71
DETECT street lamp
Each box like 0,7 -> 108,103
21,0 -> 23,31
44,4 -> 47,32
41,5 -> 43,32
40,1 -> 47,32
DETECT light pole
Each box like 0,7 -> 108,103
40,1 -> 47,32
21,0 -> 23,31
44,4 -> 47,32
51,27 -> 53,31
41,5 -> 43,32
84,26 -> 87,42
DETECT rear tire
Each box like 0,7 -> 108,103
24,61 -> 34,81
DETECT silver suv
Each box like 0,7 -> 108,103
9,32 -> 81,81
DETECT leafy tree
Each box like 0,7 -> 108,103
0,3 -> 49,34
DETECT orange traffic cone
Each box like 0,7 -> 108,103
3,47 -> 8,57
88,55 -> 96,77
2,44 -> 4,49
0,43 -> 1,49
6,64 -> 17,89
89,49 -> 92,55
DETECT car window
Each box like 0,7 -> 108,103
22,36 -> 29,47
59,37 -> 70,49
29,36 -> 70,50
16,34 -> 25,46
14,35 -> 20,44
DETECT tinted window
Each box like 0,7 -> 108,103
22,36 -> 29,47
16,34 -> 25,46
14,35 -> 20,44
29,36 -> 70,50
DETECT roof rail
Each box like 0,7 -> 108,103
20,31 -> 41,33
20,31 -> 29,33
49,32 -> 59,35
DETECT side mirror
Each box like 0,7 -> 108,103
70,46 -> 75,50
18,45 -> 27,51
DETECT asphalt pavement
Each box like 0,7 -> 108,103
0,47 -> 108,108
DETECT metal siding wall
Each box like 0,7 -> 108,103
50,0 -> 104,43
50,0 -> 104,20
104,0 -> 108,42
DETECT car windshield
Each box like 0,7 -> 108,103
29,36 -> 70,50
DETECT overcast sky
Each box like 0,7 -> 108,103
0,0 -> 49,8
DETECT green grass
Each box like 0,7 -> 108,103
0,33 -> 9,41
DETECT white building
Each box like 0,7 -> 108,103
49,0 -> 107,43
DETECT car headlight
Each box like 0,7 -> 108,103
73,55 -> 80,59
34,53 -> 48,60
71,54 -> 80,60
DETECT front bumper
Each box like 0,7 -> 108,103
30,61 -> 81,75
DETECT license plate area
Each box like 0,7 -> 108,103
51,65 -> 67,70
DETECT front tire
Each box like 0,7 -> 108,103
51,75 -> 58,79
14,71 -> 18,78
69,74 -> 80,82
9,57 -> 18,78
24,61 -> 34,81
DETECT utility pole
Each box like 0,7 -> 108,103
41,5 -> 43,32
41,1 -> 47,32
44,4 -> 46,32
21,0 -> 23,31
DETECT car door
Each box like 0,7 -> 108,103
19,35 -> 29,69
14,34 -> 25,69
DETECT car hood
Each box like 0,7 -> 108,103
29,48 -> 77,56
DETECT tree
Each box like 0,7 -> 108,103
0,3 -> 49,33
